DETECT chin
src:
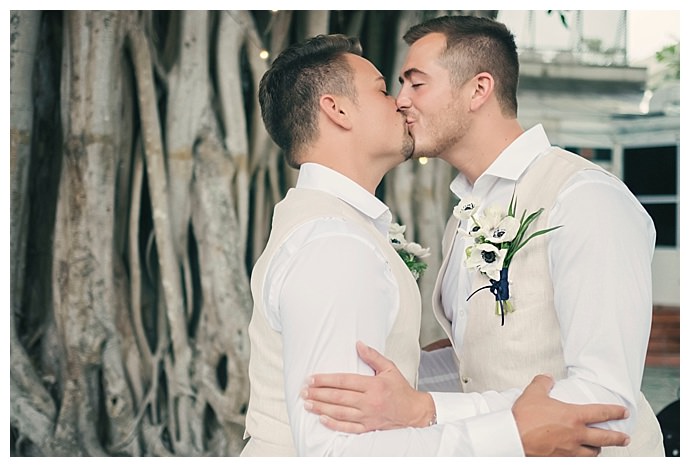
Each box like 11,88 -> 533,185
402,144 -> 415,161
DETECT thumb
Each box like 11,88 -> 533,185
356,341 -> 394,374
523,374 -> 555,397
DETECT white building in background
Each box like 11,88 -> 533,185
497,10 -> 680,307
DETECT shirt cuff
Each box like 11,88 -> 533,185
465,409 -> 524,456
430,391 -> 484,424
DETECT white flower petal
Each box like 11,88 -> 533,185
487,216 -> 520,243
453,196 -> 480,220
464,243 -> 506,280
404,242 -> 431,258
480,205 -> 505,227
388,222 -> 407,246
389,222 -> 406,236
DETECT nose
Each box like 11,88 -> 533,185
396,89 -> 411,110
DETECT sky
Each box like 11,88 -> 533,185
628,10 -> 680,62
496,10 -> 680,65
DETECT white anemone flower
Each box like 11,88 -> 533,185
388,222 -> 407,249
464,243 -> 506,281
468,205 -> 502,239
479,205 -> 505,228
389,222 -> 406,236
486,215 -> 520,244
403,241 -> 431,258
452,196 -> 480,220
467,222 -> 484,239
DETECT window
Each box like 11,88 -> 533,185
565,146 -> 612,162
623,145 -> 679,247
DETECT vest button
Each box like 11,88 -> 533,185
461,376 -> 470,384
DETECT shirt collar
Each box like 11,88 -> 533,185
450,124 -> 551,199
296,163 -> 392,235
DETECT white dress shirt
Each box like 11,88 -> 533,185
431,125 -> 656,433
262,162 -> 524,456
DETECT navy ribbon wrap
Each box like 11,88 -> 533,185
467,267 -> 510,326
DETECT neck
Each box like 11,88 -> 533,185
302,145 -> 391,195
443,117 -> 523,185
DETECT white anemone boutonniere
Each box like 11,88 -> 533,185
456,194 -> 562,325
388,222 -> 430,281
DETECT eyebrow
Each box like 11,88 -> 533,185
398,67 -> 427,85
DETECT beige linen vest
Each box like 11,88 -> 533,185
241,188 -> 422,456
432,148 -> 663,456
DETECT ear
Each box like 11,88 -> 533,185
469,72 -> 494,112
319,94 -> 353,130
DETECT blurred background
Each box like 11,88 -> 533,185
9,9 -> 680,457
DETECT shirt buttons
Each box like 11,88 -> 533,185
461,376 -> 470,384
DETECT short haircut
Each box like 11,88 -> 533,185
404,15 -> 519,117
258,34 -> 362,168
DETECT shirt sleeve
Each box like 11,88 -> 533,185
546,170 -> 656,434
277,226 -> 393,455
326,409 -> 523,456
430,388 -> 522,425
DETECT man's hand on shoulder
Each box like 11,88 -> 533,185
302,341 -> 436,433
514,374 -> 631,456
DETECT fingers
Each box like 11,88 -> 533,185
356,341 -> 394,374
306,342 -> 391,392
308,372 -> 373,393
523,374 -> 555,396
572,445 -> 602,457
577,404 -> 629,425
304,398 -> 363,423
580,426 -> 630,449
319,415 -> 367,435
302,386 -> 363,412
302,386 -> 374,433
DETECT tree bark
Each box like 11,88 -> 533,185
217,11 -> 250,254
50,11 -> 135,455
128,12 -> 198,454
9,10 -> 58,455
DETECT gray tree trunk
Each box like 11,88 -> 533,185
10,12 -> 57,454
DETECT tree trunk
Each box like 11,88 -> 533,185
10,11 -> 58,455
217,11 -> 250,254
50,11 -> 134,455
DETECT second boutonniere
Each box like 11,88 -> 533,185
454,194 -> 562,325
388,222 -> 430,281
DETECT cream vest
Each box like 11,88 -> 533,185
242,188 -> 422,456
432,148 -> 663,456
